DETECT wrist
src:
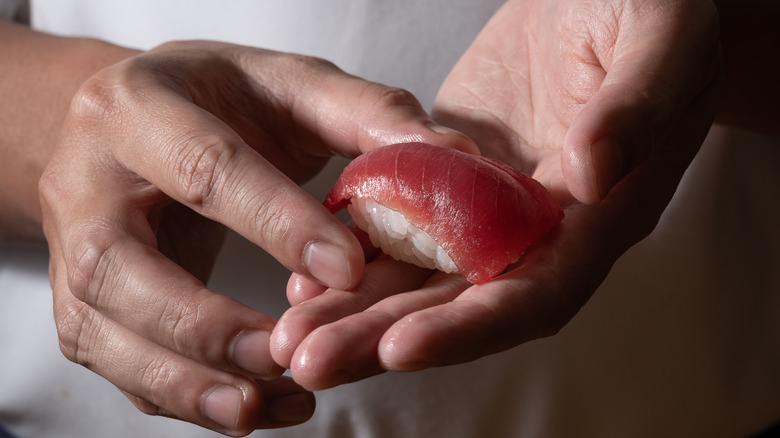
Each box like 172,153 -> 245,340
0,21 -> 139,240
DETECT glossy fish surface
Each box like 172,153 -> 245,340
325,143 -> 563,284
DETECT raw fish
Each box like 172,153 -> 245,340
325,143 -> 563,284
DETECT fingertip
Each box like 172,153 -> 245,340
301,237 -> 364,291
562,84 -> 647,205
229,330 -> 285,379
289,347 -> 350,391
564,134 -> 644,204
562,131 -> 602,205
201,384 -> 246,433
288,332 -> 381,391
270,305 -> 321,370
378,332 -> 432,372
376,315 -> 442,373
266,390 -> 316,424
269,328 -> 294,370
255,377 -> 317,426
286,273 -> 328,305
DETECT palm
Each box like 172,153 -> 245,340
432,0 -> 584,200
272,0 -> 722,389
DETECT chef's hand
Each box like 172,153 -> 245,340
271,0 -> 722,390
39,40 -> 473,435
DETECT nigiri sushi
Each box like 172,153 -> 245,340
324,143 -> 563,284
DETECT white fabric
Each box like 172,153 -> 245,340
29,0 -> 500,110
1,1 -> 780,437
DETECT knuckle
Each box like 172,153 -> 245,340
258,204 -> 295,250
250,185 -> 297,251
174,138 -> 238,211
66,225 -> 118,305
55,298 -> 99,366
369,85 -> 421,112
282,52 -> 341,74
157,291 -> 233,364
69,73 -> 129,127
38,166 -> 70,217
158,294 -> 203,355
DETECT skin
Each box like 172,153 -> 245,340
0,22 -> 134,240
1,22 -> 475,436
271,0 -> 778,390
270,0 -> 727,389
1,0 -> 778,434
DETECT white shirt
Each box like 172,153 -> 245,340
2,1 -> 780,437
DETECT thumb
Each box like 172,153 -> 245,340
561,1 -> 721,205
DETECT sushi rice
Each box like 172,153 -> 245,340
347,197 -> 459,274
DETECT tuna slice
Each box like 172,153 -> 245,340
324,142 -> 563,284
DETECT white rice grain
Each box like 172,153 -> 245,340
347,197 -> 458,274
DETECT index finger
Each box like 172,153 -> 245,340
79,47 -> 475,290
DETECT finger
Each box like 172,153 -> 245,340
375,223 -> 596,371
144,42 -> 480,157
132,107 -> 364,290
121,375 -> 314,430
230,46 -> 481,156
287,273 -> 329,306
270,256 -> 432,371
377,131 -> 703,370
122,377 -> 316,431
40,167 -> 285,378
73,229 -> 285,379
287,273 -> 468,390
67,71 -> 363,291
561,1 -> 721,204
79,49 -> 477,290
285,221 -> 381,306
49,250 -> 314,435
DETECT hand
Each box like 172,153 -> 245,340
39,40 -> 474,435
270,0 -> 723,389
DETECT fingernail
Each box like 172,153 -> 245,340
268,392 -> 316,424
202,385 -> 243,430
590,137 -> 623,199
427,122 -> 462,136
231,330 -> 281,378
303,241 -> 351,290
